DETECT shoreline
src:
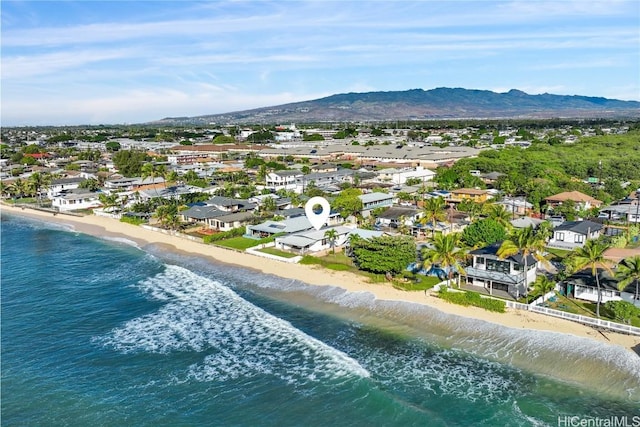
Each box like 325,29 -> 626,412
3,204 -> 639,354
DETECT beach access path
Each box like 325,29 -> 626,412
3,203 -> 639,354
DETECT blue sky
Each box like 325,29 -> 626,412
2,0 -> 639,126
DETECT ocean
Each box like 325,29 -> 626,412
2,213 -> 639,426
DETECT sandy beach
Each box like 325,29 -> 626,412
3,203 -> 639,353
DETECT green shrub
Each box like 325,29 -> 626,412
120,215 -> 146,225
203,227 -> 246,243
438,288 -> 506,313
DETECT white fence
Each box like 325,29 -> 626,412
245,242 -> 302,264
504,300 -> 640,336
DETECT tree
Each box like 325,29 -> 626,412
261,196 -> 277,214
112,150 -> 148,177
421,232 -> 465,287
79,178 -> 101,192
8,178 -> 29,199
615,255 -> 640,304
324,229 -> 338,254
461,218 -> 507,248
532,276 -> 556,302
420,197 -> 446,238
28,172 -> 51,205
183,170 -> 199,184
98,193 -> 119,211
484,203 -> 512,228
604,300 -> 640,325
350,235 -> 416,276
333,188 -> 363,219
457,199 -> 484,222
105,141 -> 121,152
165,170 -> 179,185
154,202 -> 181,231
497,226 -> 546,297
569,240 -> 613,318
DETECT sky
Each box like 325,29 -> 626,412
1,1 -> 639,126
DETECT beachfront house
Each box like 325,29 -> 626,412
547,220 -> 603,250
247,216 -> 314,239
463,242 -> 539,299
564,269 -> 640,307
275,226 -> 384,255
47,177 -> 84,198
51,189 -> 102,212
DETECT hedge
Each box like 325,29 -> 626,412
438,288 -> 506,313
203,227 -> 246,243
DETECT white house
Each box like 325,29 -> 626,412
375,166 -> 435,186
547,220 -> 603,250
247,216 -> 314,239
51,189 -> 101,212
566,270 -> 639,307
275,226 -> 383,255
464,242 -> 539,298
265,171 -> 303,193
47,177 -> 84,198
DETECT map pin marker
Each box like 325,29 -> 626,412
305,196 -> 331,231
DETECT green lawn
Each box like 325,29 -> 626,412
300,252 -> 443,290
393,275 -> 441,291
215,237 -> 265,250
300,252 -> 365,273
257,247 -> 298,258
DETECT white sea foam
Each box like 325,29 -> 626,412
100,236 -> 140,248
98,265 -> 370,385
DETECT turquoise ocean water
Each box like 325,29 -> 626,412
2,213 -> 639,426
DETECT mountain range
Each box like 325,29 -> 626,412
154,87 -> 640,125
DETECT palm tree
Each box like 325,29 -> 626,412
155,165 -> 168,188
183,170 -> 199,185
484,203 -> 512,229
9,178 -> 29,200
0,181 -> 8,199
570,240 -> 613,318
421,232 -> 464,288
165,170 -> 179,186
155,202 -> 181,231
324,229 -> 339,254
615,255 -> 640,304
532,275 -> 556,302
497,226 -> 546,298
98,193 -> 119,212
420,197 -> 447,238
346,233 -> 361,257
28,172 -> 51,206
458,199 -> 484,222
397,215 -> 410,235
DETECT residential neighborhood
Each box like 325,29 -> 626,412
2,120 -> 640,328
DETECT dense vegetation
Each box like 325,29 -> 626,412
449,131 -> 640,208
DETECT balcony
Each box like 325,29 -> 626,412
464,266 -> 525,285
